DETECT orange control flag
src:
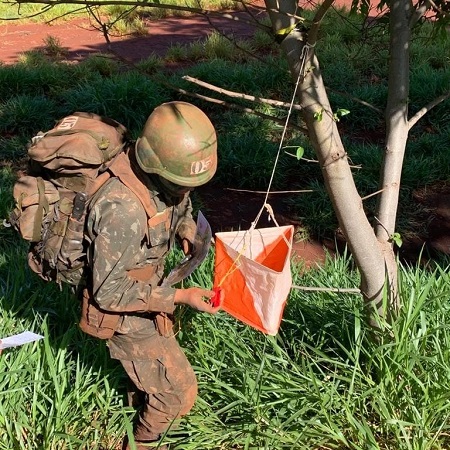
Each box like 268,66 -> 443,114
213,225 -> 294,335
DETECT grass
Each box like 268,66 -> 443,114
2,229 -> 450,449
0,3 -> 450,449
0,258 -> 131,450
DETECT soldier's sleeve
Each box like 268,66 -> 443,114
87,182 -> 176,314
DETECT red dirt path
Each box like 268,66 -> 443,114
0,13 -> 260,65
0,1 -> 358,65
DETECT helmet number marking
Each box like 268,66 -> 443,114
190,157 -> 212,175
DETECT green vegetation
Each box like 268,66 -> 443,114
0,4 -> 450,449
2,228 -> 450,449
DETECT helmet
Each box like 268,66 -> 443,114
135,101 -> 217,187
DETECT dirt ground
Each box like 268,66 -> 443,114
0,1 -> 360,65
0,1 -> 449,265
0,9 -> 262,64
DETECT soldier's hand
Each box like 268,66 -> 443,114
177,218 -> 196,255
174,287 -> 221,314
181,238 -> 193,255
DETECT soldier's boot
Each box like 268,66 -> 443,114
126,441 -> 168,450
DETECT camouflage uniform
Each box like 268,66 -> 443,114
83,162 -> 198,443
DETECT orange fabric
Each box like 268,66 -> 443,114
213,225 -> 294,335
214,238 -> 265,333
254,228 -> 292,270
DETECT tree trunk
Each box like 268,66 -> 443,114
374,0 -> 412,308
264,0 -> 390,318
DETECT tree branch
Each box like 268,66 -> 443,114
361,188 -> 385,201
93,37 -> 307,134
408,90 -> 450,129
225,187 -> 313,194
45,6 -> 88,23
166,83 -> 309,133
182,75 -> 303,111
329,88 -> 384,114
0,3 -> 54,20
285,151 -> 319,164
203,13 -> 275,66
9,0 -> 271,32
410,0 -> 435,26
308,0 -> 335,46
291,285 -> 361,294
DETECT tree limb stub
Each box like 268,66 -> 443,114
182,75 -> 303,111
408,90 -> 450,129
168,85 -> 308,133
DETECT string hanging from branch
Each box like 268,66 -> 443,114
212,44 -> 313,335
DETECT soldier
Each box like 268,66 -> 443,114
80,101 -> 220,450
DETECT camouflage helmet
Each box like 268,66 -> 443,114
135,101 -> 217,187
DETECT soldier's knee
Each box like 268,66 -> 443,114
179,376 -> 198,416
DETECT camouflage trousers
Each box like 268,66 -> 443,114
120,333 -> 198,442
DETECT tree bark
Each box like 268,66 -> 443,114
374,0 -> 412,308
264,0 -> 389,318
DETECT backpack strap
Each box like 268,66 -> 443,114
108,152 -> 157,220
32,177 -> 49,242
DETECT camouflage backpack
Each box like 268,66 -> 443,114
8,112 -> 140,288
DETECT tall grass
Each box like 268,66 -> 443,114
0,236 -> 133,449
173,254 -> 450,450
2,223 -> 450,449
0,5 -> 450,449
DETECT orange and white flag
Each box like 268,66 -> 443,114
213,225 -> 294,335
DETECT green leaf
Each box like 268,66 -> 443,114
333,108 -> 351,122
390,232 -> 403,248
337,108 -> 350,117
296,147 -> 305,160
314,109 -> 323,122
